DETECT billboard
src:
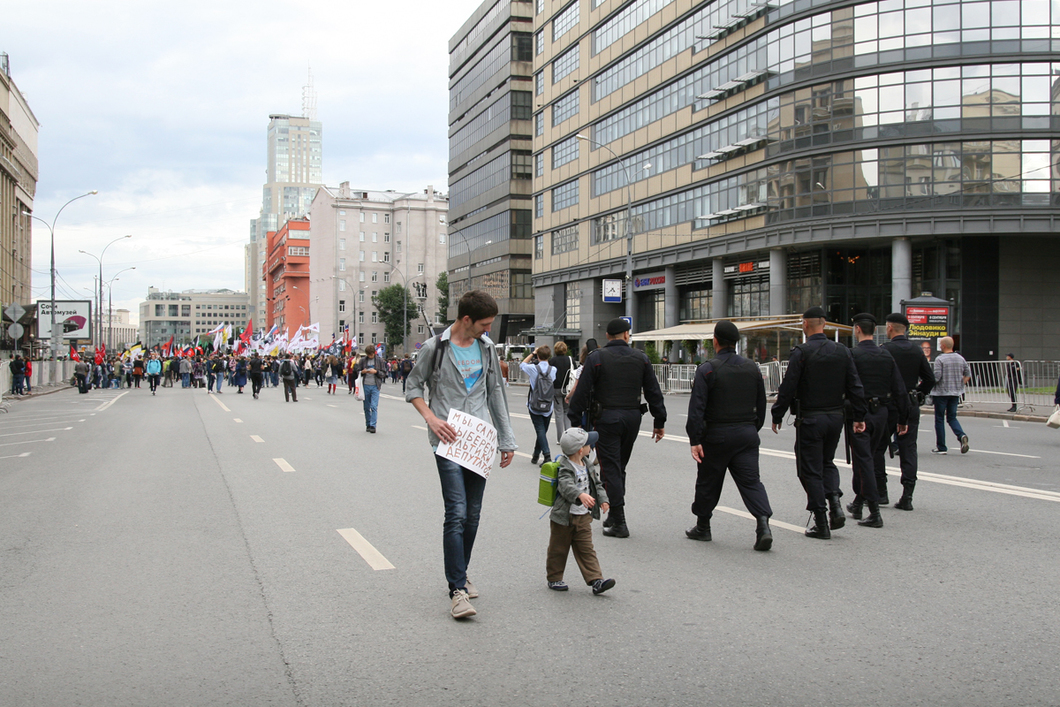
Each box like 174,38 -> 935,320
36,300 -> 92,341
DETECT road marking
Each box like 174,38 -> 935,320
0,437 -> 56,447
1003,420 -> 1010,428
0,420 -> 79,430
969,449 -> 1039,459
715,506 -> 805,533
381,394 -> 405,401
233,418 -> 243,423
250,435 -> 264,443
210,395 -> 230,412
337,528 -> 395,570
273,458 -> 295,472
0,427 -> 73,438
327,404 -> 337,408
0,452 -> 32,460
95,392 -> 129,412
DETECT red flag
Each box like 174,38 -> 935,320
241,319 -> 253,344
162,336 -> 174,357
195,345 -> 203,356
94,344 -> 105,365
70,345 -> 81,362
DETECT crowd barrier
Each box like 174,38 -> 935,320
1,359 -> 77,404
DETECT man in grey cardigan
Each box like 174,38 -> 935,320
405,290 -> 517,620
357,345 -> 387,433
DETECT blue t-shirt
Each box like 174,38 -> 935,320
451,340 -> 483,392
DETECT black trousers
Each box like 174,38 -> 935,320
882,404 -> 919,493
283,379 -> 298,401
692,423 -> 771,520
594,408 -> 642,509
251,373 -> 263,396
850,406 -> 887,503
795,413 -> 844,511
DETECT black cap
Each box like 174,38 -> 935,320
714,320 -> 740,343
852,312 -> 876,326
606,318 -> 631,335
885,312 -> 909,328
803,306 -> 826,320
585,338 -> 599,353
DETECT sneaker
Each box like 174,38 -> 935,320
960,435 -> 970,454
464,579 -> 478,599
530,455 -> 539,465
547,581 -> 568,591
931,448 -> 947,455
450,589 -> 476,619
592,578 -> 616,595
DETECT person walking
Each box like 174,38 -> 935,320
551,342 -> 575,445
146,352 -> 162,395
1004,353 -> 1022,413
521,345 -> 558,465
324,355 -> 341,394
279,353 -> 299,402
685,321 -> 773,550
847,314 -> 909,523
358,346 -> 387,432
132,357 -> 144,388
405,290 -> 517,620
930,336 -> 971,455
771,307 -> 867,539
249,353 -> 264,399
74,358 -> 90,394
567,319 -> 666,539
233,356 -> 247,394
179,356 -> 192,388
211,355 -> 226,394
400,354 -> 414,393
881,313 -> 935,506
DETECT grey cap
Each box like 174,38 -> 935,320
561,428 -> 599,456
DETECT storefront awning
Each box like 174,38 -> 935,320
631,317 -> 852,341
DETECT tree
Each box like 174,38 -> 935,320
436,271 -> 451,324
373,284 -> 420,353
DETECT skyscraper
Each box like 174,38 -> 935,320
246,113 -> 322,329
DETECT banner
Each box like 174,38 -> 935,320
434,410 -> 499,480
36,300 -> 92,340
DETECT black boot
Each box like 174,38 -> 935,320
685,518 -> 711,541
858,500 -> 884,527
805,510 -> 831,539
603,506 -> 629,538
894,483 -> 915,511
877,474 -> 889,505
826,494 -> 846,529
846,495 -> 864,520
754,516 -> 772,551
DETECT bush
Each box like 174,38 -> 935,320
644,342 -> 661,365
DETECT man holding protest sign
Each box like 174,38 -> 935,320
406,290 -> 517,620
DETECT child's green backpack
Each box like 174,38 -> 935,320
538,460 -> 560,506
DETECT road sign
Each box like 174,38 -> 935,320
4,302 -> 26,322
7,323 -> 24,339
620,316 -> 633,333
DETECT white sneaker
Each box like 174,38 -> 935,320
450,589 -> 476,619
464,579 -> 478,599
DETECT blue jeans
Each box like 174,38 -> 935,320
11,373 -> 25,395
362,384 -> 380,427
436,455 -> 487,595
933,395 -> 966,451
182,372 -> 190,388
530,411 -> 552,461
214,375 -> 223,393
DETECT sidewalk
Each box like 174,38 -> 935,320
0,381 -> 76,411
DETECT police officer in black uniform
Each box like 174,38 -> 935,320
847,313 -> 910,527
881,312 -> 935,510
568,317 -> 666,538
685,321 -> 773,551
771,307 -> 867,539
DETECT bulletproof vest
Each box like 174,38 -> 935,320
704,355 -> 760,425
592,346 -> 646,409
795,339 -> 849,413
851,345 -> 894,399
882,338 -> 924,390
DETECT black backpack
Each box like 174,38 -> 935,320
527,362 -> 556,414
280,360 -> 292,377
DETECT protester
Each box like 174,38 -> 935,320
358,345 -> 387,433
146,352 -> 162,395
279,353 -> 300,402
132,357 -> 144,388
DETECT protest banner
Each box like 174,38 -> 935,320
435,409 -> 499,479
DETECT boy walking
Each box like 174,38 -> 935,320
546,427 -> 616,595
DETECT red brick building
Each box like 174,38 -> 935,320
264,218 -> 310,336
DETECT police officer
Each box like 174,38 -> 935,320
685,321 -> 773,551
847,313 -> 910,528
881,312 -> 935,510
771,307 -> 867,539
568,317 -> 666,538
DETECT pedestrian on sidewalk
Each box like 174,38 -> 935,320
930,337 -> 971,455
10,355 -> 26,395
1005,354 -> 1022,413
405,290 -> 517,620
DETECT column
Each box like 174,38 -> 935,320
769,248 -> 788,317
892,237 -> 912,313
711,258 -> 727,320
664,266 -> 680,360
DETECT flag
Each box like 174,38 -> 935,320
162,336 -> 174,357
69,345 -> 80,362
94,344 -> 105,365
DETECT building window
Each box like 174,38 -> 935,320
384,214 -> 390,224
552,180 -> 579,211
535,194 -> 544,218
535,112 -> 543,137
417,324 -> 424,334
339,220 -> 346,231
552,46 -> 579,84
551,225 -> 578,255
360,231 -> 365,242
338,300 -> 346,313
535,30 -> 544,55
358,291 -> 365,303
535,71 -> 544,96
372,213 -> 378,223
384,232 -> 390,243
534,235 -> 544,259
339,238 -> 346,251
359,312 -> 365,324
513,32 -> 533,62
339,258 -> 346,271
359,332 -> 365,344
535,153 -> 544,178
512,90 -> 532,121
552,136 -> 579,169
371,271 -> 378,282
553,2 -> 580,42
512,150 -> 533,179
360,250 -> 365,262
417,263 -> 425,273
372,251 -> 378,262
371,312 -> 378,324
384,272 -> 391,283
338,279 -> 346,292
552,90 -> 579,126
565,284 -> 581,330
360,213 -> 365,223
359,271 -> 365,282
383,252 -> 391,263
372,232 -> 378,242
372,333 -> 378,344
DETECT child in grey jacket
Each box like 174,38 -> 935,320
546,428 -> 616,595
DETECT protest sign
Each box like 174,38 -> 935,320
435,409 -> 498,479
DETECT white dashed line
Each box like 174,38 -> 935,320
0,452 -> 32,460
250,435 -> 264,443
337,528 -> 395,570
234,418 -> 243,423
0,437 -> 56,447
273,458 -> 295,472
210,395 -> 230,412
0,427 -> 73,438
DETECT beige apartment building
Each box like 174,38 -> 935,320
308,184 -> 449,353
138,288 -> 250,349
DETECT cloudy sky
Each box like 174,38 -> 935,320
4,0 -> 484,322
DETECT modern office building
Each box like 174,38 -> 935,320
247,113 -> 323,331
531,0 -> 1060,361
263,218 -> 311,335
308,183 -> 450,352
0,53 -> 38,319
447,0 -> 536,343
138,288 -> 250,348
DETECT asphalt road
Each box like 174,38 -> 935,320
1,380 -> 1058,706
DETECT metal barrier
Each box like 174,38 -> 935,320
1,359 -> 76,405
759,361 -> 785,396
666,365 -> 697,393
963,360 -> 1027,410
1015,360 -> 1060,410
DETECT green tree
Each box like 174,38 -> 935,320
373,284 -> 420,353
644,341 -> 661,365
436,271 -> 451,324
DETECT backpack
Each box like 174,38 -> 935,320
280,360 -> 292,377
537,460 -> 560,506
527,362 -> 556,414
402,358 -> 413,373
558,356 -> 574,395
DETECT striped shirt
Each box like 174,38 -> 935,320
931,352 -> 971,397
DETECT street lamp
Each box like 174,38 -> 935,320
105,266 -> 135,350
23,189 -> 98,380
577,134 -> 635,320
80,234 -> 132,349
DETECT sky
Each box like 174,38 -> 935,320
3,0 -> 485,323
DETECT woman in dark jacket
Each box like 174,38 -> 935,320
233,357 -> 248,393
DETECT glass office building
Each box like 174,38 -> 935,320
531,0 -> 1060,360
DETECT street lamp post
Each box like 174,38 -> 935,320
577,134 -> 636,320
24,190 -> 98,381
105,267 -> 135,350
80,234 -> 131,349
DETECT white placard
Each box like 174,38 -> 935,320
435,409 -> 499,480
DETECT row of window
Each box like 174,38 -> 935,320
451,35 -> 515,111
592,0 -> 676,56
448,209 -> 532,259
552,135 -> 580,169
449,269 -> 533,301
450,91 -> 533,160
553,1 -> 580,42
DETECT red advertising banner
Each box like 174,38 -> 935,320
906,306 -> 949,340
